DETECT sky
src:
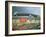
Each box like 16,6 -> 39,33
12,6 -> 41,16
